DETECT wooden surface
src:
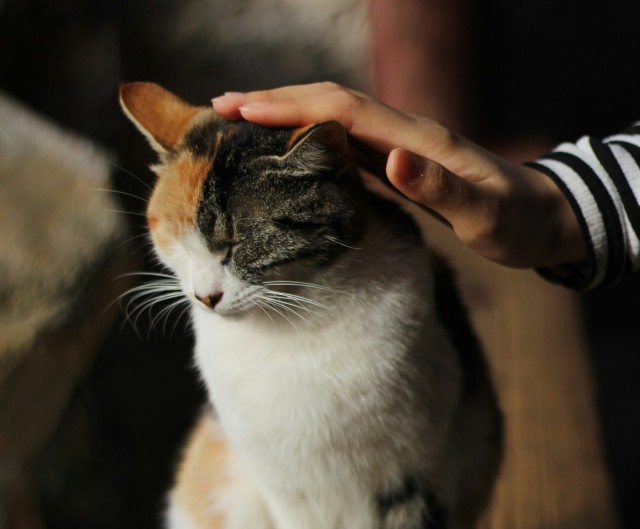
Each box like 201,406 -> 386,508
420,215 -> 618,529
369,2 -> 619,524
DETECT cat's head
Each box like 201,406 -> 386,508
120,82 -> 365,317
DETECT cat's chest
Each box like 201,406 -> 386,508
190,302 -> 416,450
190,308 -> 423,506
193,307 -> 399,412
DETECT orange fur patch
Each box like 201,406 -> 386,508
172,413 -> 232,529
147,154 -> 211,249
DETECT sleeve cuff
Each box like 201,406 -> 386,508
526,160 -> 599,290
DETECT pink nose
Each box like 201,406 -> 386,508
195,292 -> 223,309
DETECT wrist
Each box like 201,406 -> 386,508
541,170 -> 588,267
513,165 -> 601,292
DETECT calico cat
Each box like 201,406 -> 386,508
119,82 -> 502,529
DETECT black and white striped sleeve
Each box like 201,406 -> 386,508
527,122 -> 640,290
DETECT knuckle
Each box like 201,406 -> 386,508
435,124 -> 461,151
329,88 -> 363,129
420,163 -> 456,202
467,201 -> 502,242
420,120 -> 461,154
319,80 -> 344,92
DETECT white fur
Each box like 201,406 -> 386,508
159,231 -> 253,316
213,452 -> 277,529
161,217 -> 463,528
166,503 -> 199,529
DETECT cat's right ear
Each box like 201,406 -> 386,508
119,82 -> 200,154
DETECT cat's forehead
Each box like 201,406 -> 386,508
181,115 -> 292,162
158,116 -> 294,242
149,114 -> 353,248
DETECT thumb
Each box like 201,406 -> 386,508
386,148 -> 479,223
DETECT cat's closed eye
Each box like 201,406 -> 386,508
271,217 -> 323,231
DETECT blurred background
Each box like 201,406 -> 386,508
0,1 -> 638,528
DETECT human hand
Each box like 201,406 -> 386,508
213,82 -> 585,269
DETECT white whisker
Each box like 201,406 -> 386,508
123,286 -> 182,307
324,235 -> 363,250
104,209 -> 148,218
263,293 -> 313,320
90,187 -> 149,204
119,270 -> 179,281
110,161 -> 153,191
256,298 -> 299,330
115,274 -> 188,337
171,303 -> 193,335
263,280 -> 345,295
114,232 -> 153,251
155,297 -> 190,337
268,290 -> 334,313
254,300 -> 276,324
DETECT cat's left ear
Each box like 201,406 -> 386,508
119,82 -> 200,154
283,121 -> 349,172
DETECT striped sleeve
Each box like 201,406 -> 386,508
527,122 -> 640,290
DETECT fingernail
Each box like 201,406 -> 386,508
211,92 -> 245,104
238,102 -> 271,112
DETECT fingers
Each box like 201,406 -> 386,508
213,82 -> 426,153
211,92 -> 247,120
213,82 -> 358,116
212,82 -> 488,175
226,82 -> 359,105
212,82 -> 354,121
212,84 -> 367,130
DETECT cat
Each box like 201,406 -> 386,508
119,82 -> 502,529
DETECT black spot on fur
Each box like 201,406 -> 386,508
377,476 -> 448,529
377,475 -> 421,512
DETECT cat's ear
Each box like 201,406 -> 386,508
283,121 -> 349,172
119,82 -> 200,154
